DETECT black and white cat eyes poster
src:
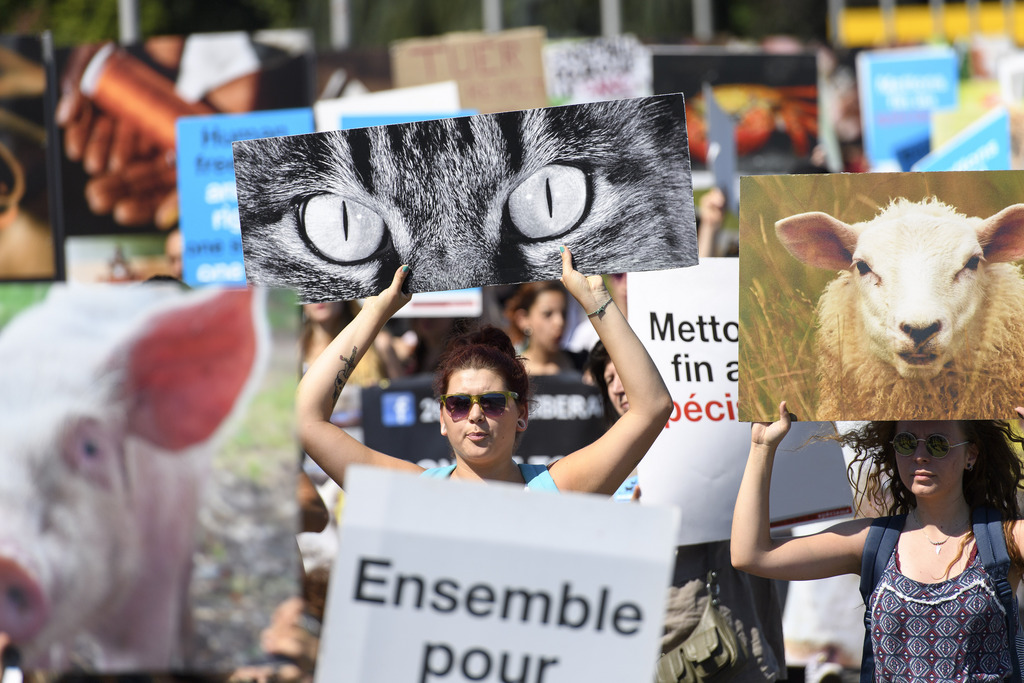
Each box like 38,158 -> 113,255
232,93 -> 696,302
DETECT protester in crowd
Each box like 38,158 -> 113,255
584,343 -> 786,683
164,228 -> 184,280
733,402 -> 1024,682
385,316 -> 468,377
504,280 -> 585,376
296,247 -> 671,493
300,301 -> 389,385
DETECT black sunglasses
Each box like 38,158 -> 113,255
891,432 -> 970,458
439,391 -> 519,420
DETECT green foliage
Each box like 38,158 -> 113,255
0,284 -> 49,330
1,0 -> 829,49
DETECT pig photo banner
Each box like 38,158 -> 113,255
738,170 -> 1024,422
0,283 -> 301,673
232,93 -> 696,303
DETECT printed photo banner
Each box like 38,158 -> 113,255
0,283 -> 300,673
630,262 -> 852,545
651,46 -> 819,185
233,93 -> 696,303
0,34 -> 59,281
738,170 -> 1024,422
53,31 -> 315,283
317,466 -> 678,683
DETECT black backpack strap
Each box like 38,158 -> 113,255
972,506 -> 1021,683
858,514 -> 905,683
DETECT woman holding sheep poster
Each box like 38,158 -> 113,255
732,402 -> 1024,682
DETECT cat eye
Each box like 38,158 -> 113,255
507,164 -> 589,240
299,194 -> 389,264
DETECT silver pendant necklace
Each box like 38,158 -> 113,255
913,509 -> 952,555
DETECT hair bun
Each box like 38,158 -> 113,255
465,325 -> 518,358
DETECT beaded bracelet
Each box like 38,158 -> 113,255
587,299 -> 612,318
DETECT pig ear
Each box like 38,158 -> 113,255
123,288 -> 259,451
775,212 -> 859,270
977,204 -> 1024,263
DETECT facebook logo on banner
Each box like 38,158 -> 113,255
381,392 -> 417,427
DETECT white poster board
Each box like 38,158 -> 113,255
317,466 -> 679,683
313,81 -> 462,131
630,260 -> 853,545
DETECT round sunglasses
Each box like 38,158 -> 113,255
439,391 -> 519,421
890,431 -> 970,458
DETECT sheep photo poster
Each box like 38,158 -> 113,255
738,170 -> 1024,422
0,283 -> 301,673
232,93 -> 696,303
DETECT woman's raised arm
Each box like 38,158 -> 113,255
548,247 -> 673,494
731,401 -> 870,581
295,266 -> 423,486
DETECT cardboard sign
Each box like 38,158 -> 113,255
912,107 -> 1012,172
630,261 -> 852,545
316,465 -> 678,682
176,108 -> 314,286
738,171 -> 1024,422
233,94 -> 696,303
361,373 -> 605,469
312,81 -> 463,131
856,46 -> 959,171
390,27 -> 548,114
542,35 -> 652,106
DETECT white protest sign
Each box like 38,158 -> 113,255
313,81 -> 462,131
317,466 -> 679,683
630,260 -> 852,545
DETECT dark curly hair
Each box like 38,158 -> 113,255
432,325 -> 530,407
838,420 -> 1024,571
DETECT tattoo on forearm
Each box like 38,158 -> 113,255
331,346 -> 359,405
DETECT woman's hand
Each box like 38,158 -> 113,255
751,400 -> 794,450
559,246 -> 610,317
364,265 -> 412,320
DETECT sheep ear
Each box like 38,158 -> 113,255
977,204 -> 1024,263
775,212 -> 859,270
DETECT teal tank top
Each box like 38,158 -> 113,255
420,463 -> 559,492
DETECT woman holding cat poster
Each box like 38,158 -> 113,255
296,246 -> 672,493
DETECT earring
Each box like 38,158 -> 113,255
966,462 -> 975,471
517,419 -> 527,429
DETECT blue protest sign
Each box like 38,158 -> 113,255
912,107 -> 1012,172
340,110 -> 476,129
176,108 -> 314,286
857,47 -> 959,171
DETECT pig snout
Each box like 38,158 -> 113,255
0,554 -> 48,644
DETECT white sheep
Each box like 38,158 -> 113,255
775,197 -> 1024,420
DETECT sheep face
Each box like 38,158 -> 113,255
776,198 -> 1024,381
